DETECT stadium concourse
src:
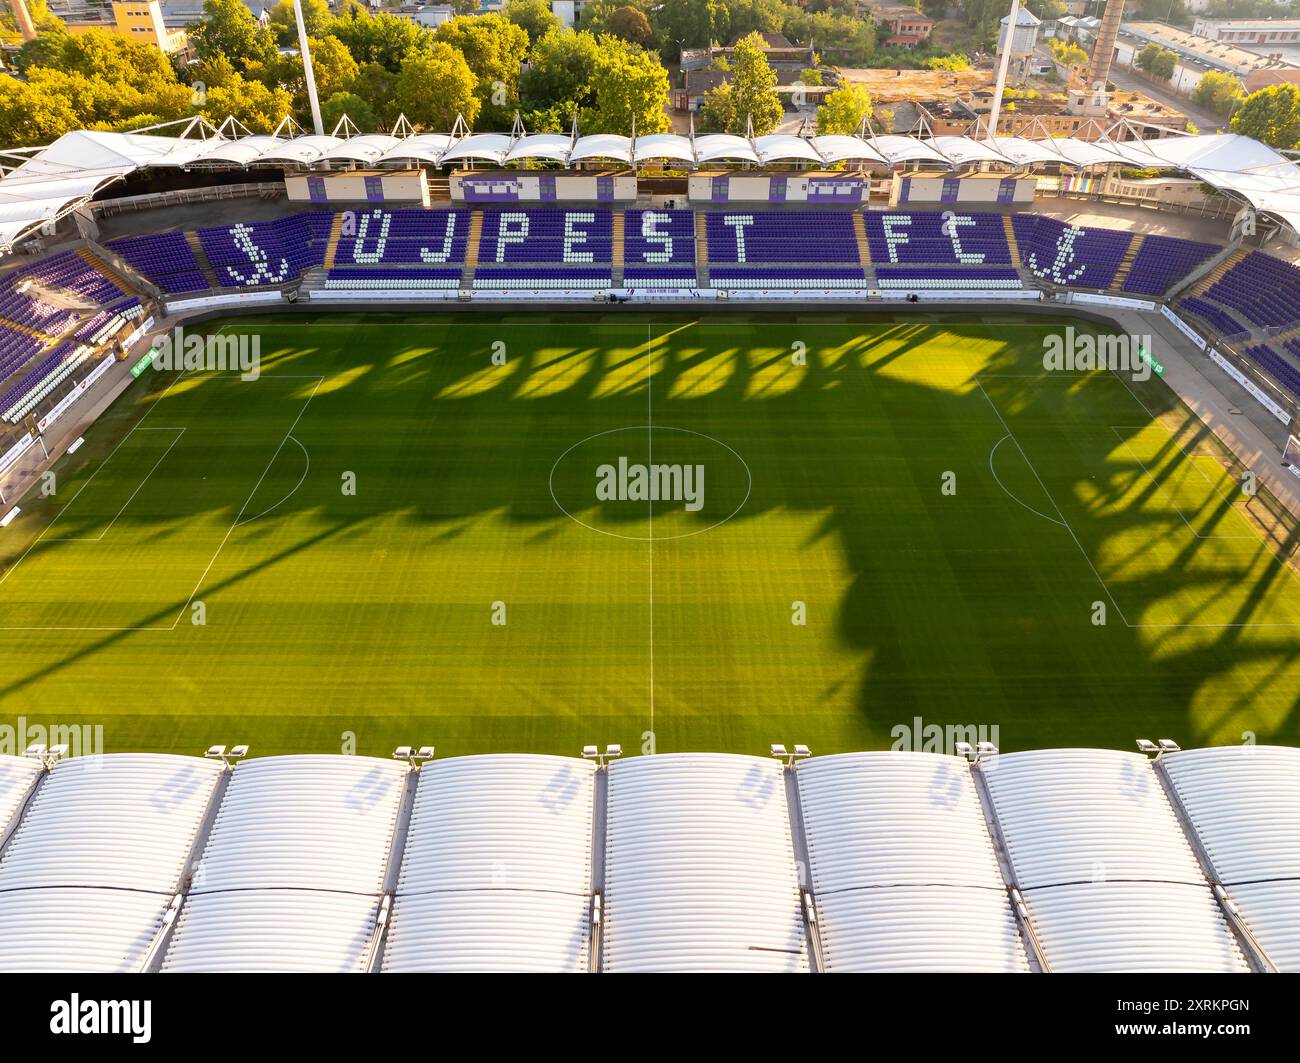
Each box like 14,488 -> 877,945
0,744 -> 1296,974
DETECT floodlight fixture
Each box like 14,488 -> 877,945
955,741 -> 975,759
770,744 -> 789,758
206,744 -> 248,767
22,743 -> 47,759
1157,739 -> 1181,753
582,745 -> 599,759
1136,739 -> 1159,754
414,746 -> 436,762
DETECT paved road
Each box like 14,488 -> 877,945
1106,64 -> 1228,134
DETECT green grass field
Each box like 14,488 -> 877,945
2,311 -> 1298,759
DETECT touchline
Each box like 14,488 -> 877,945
595,457 -> 705,512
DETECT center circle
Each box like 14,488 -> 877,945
548,425 -> 752,542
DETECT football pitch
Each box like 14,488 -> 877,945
2,311 -> 1299,758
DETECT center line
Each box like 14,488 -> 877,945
647,322 -> 655,737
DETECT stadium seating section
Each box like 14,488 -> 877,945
3,206 -> 1299,427
1014,215 -> 1133,289
1122,235 -> 1217,296
1203,251 -> 1300,330
866,211 -> 1012,266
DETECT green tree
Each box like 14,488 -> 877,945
699,30 -> 782,135
504,0 -> 561,46
395,42 -> 480,129
782,9 -> 875,64
435,13 -> 529,127
202,73 -> 294,132
726,0 -> 785,40
320,91 -> 378,132
816,82 -> 872,134
268,0 -> 332,46
330,10 -> 431,70
1192,70 -> 1243,117
652,0 -> 728,58
607,6 -> 655,48
1230,83 -> 1300,150
0,72 -> 81,145
189,0 -> 278,70
521,29 -> 602,119
585,34 -> 670,134
352,61 -> 400,126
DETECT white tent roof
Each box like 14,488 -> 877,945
0,755 -> 41,840
317,133 -> 400,164
602,753 -> 807,973
811,134 -> 886,165
191,754 -> 405,894
0,753 -> 220,893
4,126 -> 1300,258
797,752 -> 1029,972
1162,745 -> 1300,970
162,890 -> 381,973
383,754 -> 595,973
377,132 -> 454,165
505,133 -> 572,164
694,134 -> 760,165
632,133 -> 695,164
981,749 -> 1247,972
439,133 -> 512,165
753,133 -> 823,165
0,888 -> 172,973
570,134 -> 633,165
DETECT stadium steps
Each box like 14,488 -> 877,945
76,246 -> 141,301
1180,246 -> 1249,301
1003,215 -> 1023,271
462,210 -> 483,288
426,175 -> 451,202
1108,233 -> 1144,291
694,212 -> 709,287
323,212 -> 346,271
852,212 -> 876,286
184,230 -> 222,290
611,210 -> 625,287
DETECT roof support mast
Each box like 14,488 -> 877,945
293,0 -> 324,137
986,0 -> 1023,142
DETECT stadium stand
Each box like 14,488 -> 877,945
622,209 -> 697,288
865,211 -> 1014,266
1245,345 -> 1300,398
1,744 -> 1295,973
1203,251 -> 1300,330
706,210 -> 860,266
1121,235 -> 1218,296
1178,295 -> 1248,338
331,208 -> 470,268
1015,215 -> 1133,289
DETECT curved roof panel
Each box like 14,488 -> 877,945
570,134 -> 633,164
602,753 -> 807,973
191,754 -> 405,894
0,754 -> 221,893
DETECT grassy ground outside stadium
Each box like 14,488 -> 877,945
0,311 -> 1297,760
